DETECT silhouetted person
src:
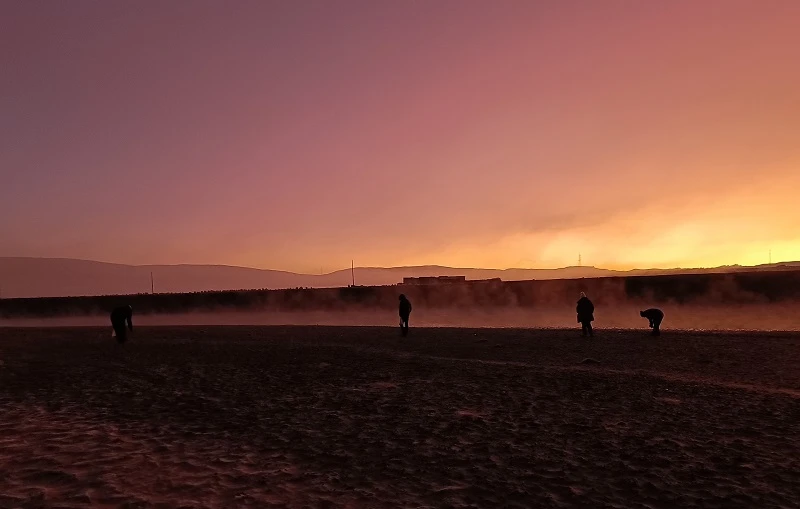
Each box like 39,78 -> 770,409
398,294 -> 412,337
640,308 -> 664,336
576,292 -> 594,337
110,305 -> 133,344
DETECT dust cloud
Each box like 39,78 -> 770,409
3,270 -> 800,330
2,302 -> 799,331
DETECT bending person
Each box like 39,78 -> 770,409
640,308 -> 664,336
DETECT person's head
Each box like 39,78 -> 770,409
399,294 -> 406,301
640,310 -> 646,317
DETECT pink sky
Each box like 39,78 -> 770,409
1,1 -> 799,273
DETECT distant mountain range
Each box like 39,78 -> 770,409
0,257 -> 798,299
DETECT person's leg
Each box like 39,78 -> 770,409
586,322 -> 593,337
113,323 -> 126,344
653,318 -> 661,336
402,315 -> 409,336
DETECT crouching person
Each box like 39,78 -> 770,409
640,308 -> 664,336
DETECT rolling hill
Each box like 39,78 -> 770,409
0,257 -> 798,298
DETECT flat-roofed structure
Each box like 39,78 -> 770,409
402,276 -> 467,285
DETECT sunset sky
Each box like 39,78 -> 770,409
2,1 -> 799,273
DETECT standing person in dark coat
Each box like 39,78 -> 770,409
576,292 -> 594,337
398,294 -> 412,337
640,308 -> 664,336
110,305 -> 133,344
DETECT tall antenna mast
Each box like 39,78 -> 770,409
150,272 -> 154,294
578,253 -> 582,267
769,249 -> 772,265
351,260 -> 355,287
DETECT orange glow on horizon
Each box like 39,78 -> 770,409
2,2 -> 799,272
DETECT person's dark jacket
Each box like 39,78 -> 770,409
576,297 -> 594,323
399,297 -> 412,318
640,308 -> 664,325
110,306 -> 133,331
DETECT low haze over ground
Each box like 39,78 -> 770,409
2,1 -> 800,271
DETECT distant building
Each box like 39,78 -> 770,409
402,276 -> 467,285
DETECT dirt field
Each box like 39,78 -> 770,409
1,326 -> 798,508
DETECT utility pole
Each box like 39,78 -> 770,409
578,253 -> 582,267
769,250 -> 772,265
351,260 -> 355,287
150,272 -> 154,294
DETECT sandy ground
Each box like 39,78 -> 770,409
0,326 -> 798,508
